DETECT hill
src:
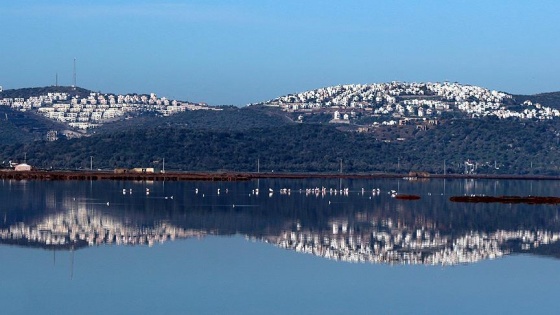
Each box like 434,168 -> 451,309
93,105 -> 292,134
252,82 -> 560,123
0,106 -> 69,145
513,91 -> 560,109
2,82 -> 560,175
2,117 -> 560,175
0,86 -> 92,99
2,82 -> 560,138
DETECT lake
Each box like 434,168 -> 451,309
1,178 -> 560,314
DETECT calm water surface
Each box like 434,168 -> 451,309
1,178 -> 560,314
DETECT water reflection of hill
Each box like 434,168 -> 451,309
1,179 -> 560,265
524,241 -> 560,259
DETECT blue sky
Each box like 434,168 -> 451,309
1,0 -> 559,105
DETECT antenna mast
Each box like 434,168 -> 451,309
73,58 -> 77,89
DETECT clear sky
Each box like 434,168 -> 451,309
1,0 -> 559,105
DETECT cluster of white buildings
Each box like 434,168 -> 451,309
0,91 -> 216,130
265,218 -> 560,266
258,82 -> 560,122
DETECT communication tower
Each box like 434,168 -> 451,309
72,58 -> 77,89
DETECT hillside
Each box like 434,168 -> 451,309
253,82 -> 560,124
2,117 -> 560,175
0,86 -> 92,99
2,83 -> 560,138
0,106 -> 69,144
0,85 -> 211,132
93,105 -> 292,134
2,83 -> 560,175
513,92 -> 560,109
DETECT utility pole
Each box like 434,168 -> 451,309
90,156 -> 93,170
257,158 -> 260,173
340,159 -> 343,173
162,158 -> 165,173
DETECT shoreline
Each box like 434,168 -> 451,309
1,170 -> 560,181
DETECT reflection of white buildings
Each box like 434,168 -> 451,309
0,205 -> 209,249
2,190 -> 560,266
263,219 -> 560,266
2,204 -> 560,265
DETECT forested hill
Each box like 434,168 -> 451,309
513,92 -> 560,109
93,106 -> 292,134
0,86 -> 92,99
0,106 -> 68,144
2,118 -> 560,175
2,84 -> 560,175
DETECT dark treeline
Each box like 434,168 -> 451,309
2,117 -> 560,175
0,106 -> 67,144
513,91 -> 560,109
0,86 -> 92,99
93,106 -> 292,133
